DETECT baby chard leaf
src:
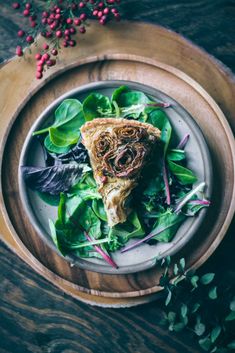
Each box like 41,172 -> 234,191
168,160 -> 197,185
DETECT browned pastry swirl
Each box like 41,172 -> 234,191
93,131 -> 117,159
103,142 -> 150,178
113,126 -> 148,142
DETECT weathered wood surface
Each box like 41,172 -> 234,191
0,1 -> 234,352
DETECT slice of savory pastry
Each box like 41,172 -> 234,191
80,118 -> 161,226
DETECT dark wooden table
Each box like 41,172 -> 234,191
0,1 -> 234,352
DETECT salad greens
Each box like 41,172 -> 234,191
23,86 -> 210,268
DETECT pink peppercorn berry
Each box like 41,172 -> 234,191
51,49 -> 58,56
16,46 -> 23,56
35,53 -> 42,60
23,9 -> 30,16
79,26 -> 86,34
17,30 -> 25,37
74,18 -> 81,26
26,35 -> 34,43
12,2 -> 20,9
36,72 -> 42,79
42,43 -> 49,50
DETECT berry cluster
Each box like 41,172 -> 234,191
12,0 -> 122,79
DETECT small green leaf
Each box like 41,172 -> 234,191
225,311 -> 235,321
167,311 -> 176,323
210,326 -> 221,344
210,347 -> 217,353
191,303 -> 201,313
199,337 -> 211,351
173,263 -> 179,275
173,322 -> 186,332
195,322 -> 206,336
181,304 -> 188,318
209,286 -> 217,300
227,341 -> 235,349
191,275 -> 199,289
200,273 -> 215,285
165,289 -> 172,306
179,258 -> 186,271
229,297 -> 235,311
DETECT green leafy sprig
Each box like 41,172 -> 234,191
159,257 -> 235,352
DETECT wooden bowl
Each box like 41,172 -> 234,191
0,22 -> 234,307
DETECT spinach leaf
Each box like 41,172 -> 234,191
33,99 -> 84,135
83,93 -> 112,121
167,149 -> 185,162
44,135 -> 71,154
110,212 -> 145,243
152,211 -> 186,242
148,109 -> 172,155
21,163 -> 86,195
92,199 -> 107,221
111,85 -> 130,102
57,192 -> 101,239
143,176 -> 165,197
49,126 -> 80,147
112,87 -> 150,118
79,205 -> 102,239
70,182 -> 101,201
58,193 -> 84,224
168,160 -> 197,185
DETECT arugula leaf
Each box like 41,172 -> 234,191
168,160 -> 197,185
83,93 -> 112,121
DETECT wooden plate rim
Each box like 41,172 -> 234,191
0,54 -> 235,299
